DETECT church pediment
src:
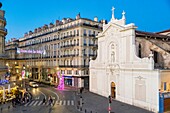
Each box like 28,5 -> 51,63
100,22 -> 125,37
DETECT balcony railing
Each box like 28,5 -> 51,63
0,16 -> 6,22
58,65 -> 89,68
0,26 -> 7,33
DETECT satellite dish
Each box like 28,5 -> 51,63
0,3 -> 2,8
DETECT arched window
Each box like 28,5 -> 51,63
111,44 -> 115,63
153,51 -> 158,63
138,44 -> 142,58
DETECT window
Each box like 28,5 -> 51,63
70,31 -> 72,36
77,30 -> 79,36
138,44 -> 142,58
89,39 -> 91,45
74,30 -> 76,35
77,39 -> 79,45
84,29 -> 86,36
70,40 -> 72,45
76,70 -> 78,75
89,48 -> 91,54
84,38 -> 86,45
84,59 -> 86,66
88,30 -> 91,36
77,49 -> 79,55
74,49 -> 76,54
83,49 -> 86,55
93,31 -> 95,35
153,51 -> 158,63
70,60 -> 72,66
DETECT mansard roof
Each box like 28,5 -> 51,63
135,30 -> 170,40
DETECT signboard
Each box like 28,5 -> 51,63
0,79 -> 9,85
17,48 -> 46,54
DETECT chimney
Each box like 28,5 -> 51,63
24,32 -> 28,37
29,31 -> 33,35
43,24 -> 48,30
34,28 -> 37,33
56,20 -> 60,26
49,23 -> 54,28
76,13 -> 81,19
37,27 -> 42,32
62,18 -> 67,24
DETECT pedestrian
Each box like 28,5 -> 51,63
43,97 -> 46,105
48,96 -> 53,106
50,97 -> 53,106
27,96 -> 29,103
22,97 -> 25,103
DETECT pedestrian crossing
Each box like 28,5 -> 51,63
24,100 -> 75,107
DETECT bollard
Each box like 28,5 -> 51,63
91,111 -> 92,113
8,105 -> 10,109
1,107 -> 2,111
85,109 -> 86,113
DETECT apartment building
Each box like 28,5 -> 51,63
0,3 -> 8,80
5,14 -> 104,88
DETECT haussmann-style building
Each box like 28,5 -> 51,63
0,3 -> 8,80
5,14 -> 105,88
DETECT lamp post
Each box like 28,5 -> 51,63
22,65 -> 26,88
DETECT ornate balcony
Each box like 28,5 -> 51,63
0,26 -> 7,35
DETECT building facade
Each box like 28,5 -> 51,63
0,3 -> 8,80
5,14 -> 104,88
90,7 -> 170,112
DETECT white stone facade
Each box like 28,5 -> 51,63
89,7 -> 160,112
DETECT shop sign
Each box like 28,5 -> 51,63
0,79 -> 9,85
17,48 -> 45,54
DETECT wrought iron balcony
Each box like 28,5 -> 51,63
0,26 -> 7,33
0,16 -> 6,22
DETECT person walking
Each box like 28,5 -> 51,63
48,96 -> 53,106
43,97 -> 46,105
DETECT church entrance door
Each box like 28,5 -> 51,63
111,82 -> 116,98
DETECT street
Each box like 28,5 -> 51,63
0,82 -> 154,113
0,82 -> 81,113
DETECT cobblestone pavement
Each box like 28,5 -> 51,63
76,90 -> 154,113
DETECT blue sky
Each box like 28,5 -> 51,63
1,0 -> 170,40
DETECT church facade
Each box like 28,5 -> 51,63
89,7 -> 170,112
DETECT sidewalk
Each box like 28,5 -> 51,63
0,101 -> 13,112
76,90 -> 153,113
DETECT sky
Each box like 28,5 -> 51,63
1,0 -> 170,40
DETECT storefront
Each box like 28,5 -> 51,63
32,68 -> 38,79
64,76 -> 72,86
